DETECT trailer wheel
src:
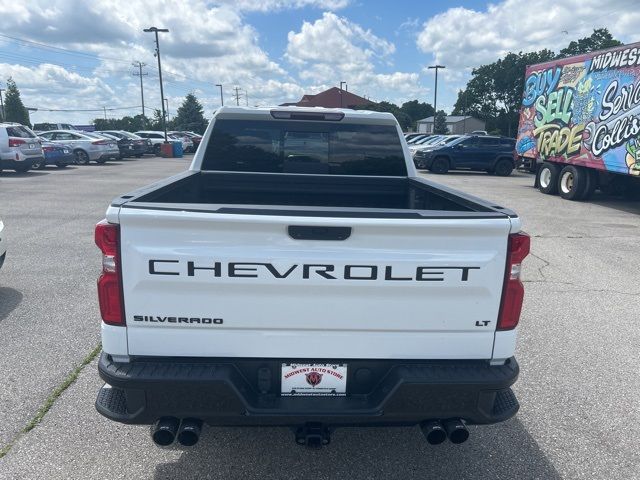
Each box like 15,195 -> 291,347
558,165 -> 589,200
537,162 -> 560,194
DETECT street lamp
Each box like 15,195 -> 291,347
428,65 -> 445,119
215,84 -> 224,106
143,26 -> 169,143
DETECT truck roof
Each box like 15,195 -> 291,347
215,105 -> 399,125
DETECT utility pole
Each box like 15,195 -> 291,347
428,65 -> 445,119
233,87 -> 242,106
215,84 -> 223,106
132,61 -> 148,117
243,89 -> 249,107
164,98 -> 169,120
144,26 -> 170,143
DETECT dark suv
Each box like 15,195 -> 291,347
414,135 -> 516,176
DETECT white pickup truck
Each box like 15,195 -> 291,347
95,106 -> 529,448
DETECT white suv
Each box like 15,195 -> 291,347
134,131 -> 168,155
0,123 -> 44,173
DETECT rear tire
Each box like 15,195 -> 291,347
430,156 -> 449,174
537,162 -> 560,194
558,165 -> 589,200
493,158 -> 513,176
32,159 -> 45,170
75,150 -> 90,165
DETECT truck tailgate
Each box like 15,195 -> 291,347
118,208 -> 512,359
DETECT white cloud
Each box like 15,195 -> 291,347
285,12 -> 426,104
417,0 -> 640,72
217,0 -> 350,11
415,0 -> 640,111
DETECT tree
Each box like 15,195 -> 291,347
93,114 -> 150,132
173,93 -> 207,134
4,77 -> 31,126
433,110 -> 448,134
400,100 -> 434,129
452,28 -> 622,136
558,28 -> 622,58
452,50 -> 555,136
355,101 -> 412,130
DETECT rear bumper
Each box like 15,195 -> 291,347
96,353 -> 519,427
0,157 -> 35,169
44,153 -> 74,165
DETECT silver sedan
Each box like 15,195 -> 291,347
39,130 -> 120,164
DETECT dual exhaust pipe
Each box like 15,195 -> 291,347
152,416 -> 468,447
152,417 -> 203,447
420,419 -> 469,445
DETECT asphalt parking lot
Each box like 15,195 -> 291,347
1,158 -> 639,479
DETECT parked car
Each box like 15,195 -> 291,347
31,138 -> 75,169
404,133 -> 424,143
406,134 -> 429,144
414,135 -> 516,175
134,131 -> 168,155
33,123 -> 78,132
39,130 -> 119,164
411,135 -> 462,155
168,132 -> 193,153
171,131 -> 202,152
409,135 -> 445,151
0,123 -> 43,173
98,131 -> 150,158
0,216 -> 5,271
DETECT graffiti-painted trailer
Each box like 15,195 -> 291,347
516,42 -> 640,200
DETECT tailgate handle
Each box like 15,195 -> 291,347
288,226 -> 351,241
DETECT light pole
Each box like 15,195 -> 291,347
215,84 -> 224,106
0,84 -> 4,122
164,98 -> 169,120
428,65 -> 445,120
144,27 -> 169,143
340,81 -> 347,108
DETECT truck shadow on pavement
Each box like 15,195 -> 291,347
0,287 -> 23,322
154,418 -> 560,480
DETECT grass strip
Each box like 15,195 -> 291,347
0,343 -> 102,459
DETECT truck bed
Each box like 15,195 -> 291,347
111,170 -> 516,219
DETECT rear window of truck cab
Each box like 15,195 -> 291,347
202,119 -> 408,176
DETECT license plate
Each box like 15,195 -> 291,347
281,363 -> 347,396
128,145 -> 133,149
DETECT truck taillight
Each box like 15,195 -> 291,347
497,232 -> 530,330
95,220 -> 125,326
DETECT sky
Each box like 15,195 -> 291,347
0,0 -> 639,125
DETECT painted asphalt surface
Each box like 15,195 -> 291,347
0,159 -> 639,479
